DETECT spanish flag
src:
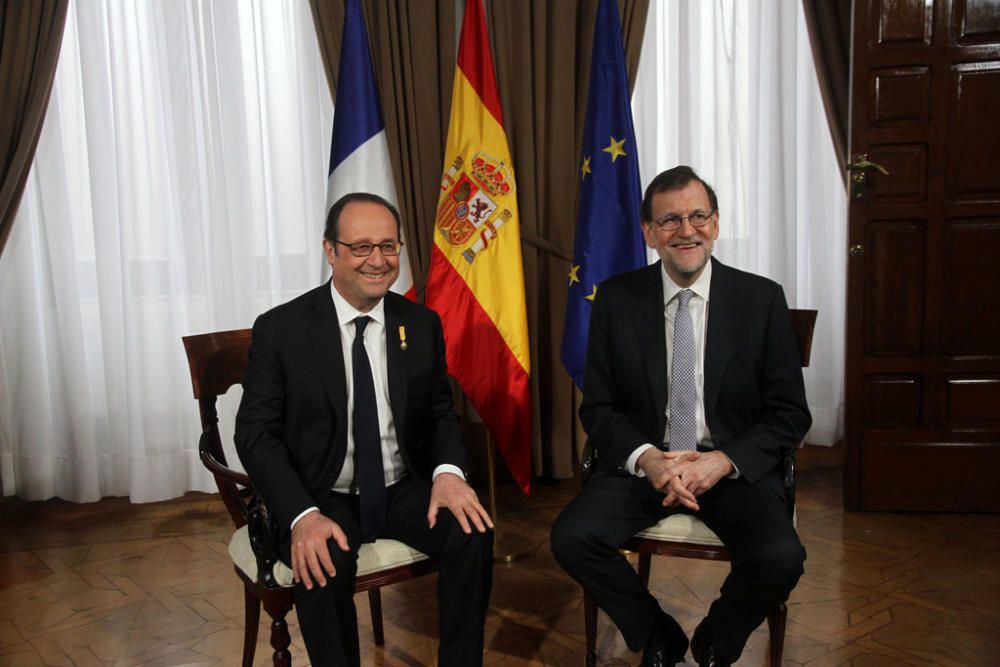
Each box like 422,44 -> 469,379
425,0 -> 532,493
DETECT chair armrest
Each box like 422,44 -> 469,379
580,439 -> 596,485
782,446 -> 796,518
198,432 -> 251,487
196,433 -> 285,587
247,492 -> 285,588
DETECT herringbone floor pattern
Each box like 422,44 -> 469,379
1,445 -> 998,666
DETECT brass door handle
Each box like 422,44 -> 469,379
846,154 -> 889,198
846,154 -> 890,177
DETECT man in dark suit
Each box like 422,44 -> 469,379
551,166 -> 810,667
235,192 -> 494,667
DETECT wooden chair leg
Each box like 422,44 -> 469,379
269,617 -> 291,667
242,585 -> 262,667
369,588 -> 385,646
584,588 -> 598,667
766,602 -> 787,667
637,553 -> 652,588
262,593 -> 293,667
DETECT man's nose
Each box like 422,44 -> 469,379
366,247 -> 389,266
676,217 -> 697,235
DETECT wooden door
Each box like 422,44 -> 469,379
845,0 -> 1000,511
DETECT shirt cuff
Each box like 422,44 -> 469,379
723,453 -> 740,479
626,444 -> 657,477
432,464 -> 466,481
290,506 -> 319,531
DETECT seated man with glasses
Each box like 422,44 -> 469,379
551,166 -> 810,667
235,192 -> 494,666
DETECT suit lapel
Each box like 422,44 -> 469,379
307,283 -> 348,423
635,264 -> 668,435
705,258 -> 735,415
384,295 -> 408,443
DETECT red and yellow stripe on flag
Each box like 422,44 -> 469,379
425,0 -> 531,493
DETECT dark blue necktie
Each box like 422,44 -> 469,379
352,316 -> 385,542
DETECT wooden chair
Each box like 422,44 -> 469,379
183,329 -> 437,667
582,309 -> 817,667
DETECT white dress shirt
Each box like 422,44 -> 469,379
330,286 -> 405,492
289,283 -> 463,530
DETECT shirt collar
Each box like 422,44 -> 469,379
661,258 -> 713,307
330,280 -> 385,330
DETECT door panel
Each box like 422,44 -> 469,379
871,67 -> 931,126
864,221 -> 925,356
846,0 -> 1000,510
864,375 -> 922,428
954,0 -> 1000,43
867,146 -> 927,200
947,64 -> 1000,199
873,0 -> 934,45
942,220 -> 1000,354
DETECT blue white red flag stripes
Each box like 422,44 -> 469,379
327,0 -> 414,298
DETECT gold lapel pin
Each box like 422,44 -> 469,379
398,325 -> 408,350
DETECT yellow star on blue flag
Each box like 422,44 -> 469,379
568,265 -> 581,286
603,137 -> 626,162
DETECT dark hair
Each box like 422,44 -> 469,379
324,192 -> 402,244
640,166 -> 719,222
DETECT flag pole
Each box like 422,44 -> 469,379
485,430 -> 535,563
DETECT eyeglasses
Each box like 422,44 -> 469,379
650,210 -> 716,232
335,240 -> 404,257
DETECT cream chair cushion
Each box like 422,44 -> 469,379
635,514 -> 724,546
635,510 -> 797,547
227,525 -> 429,587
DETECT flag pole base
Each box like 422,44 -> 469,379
484,428 -> 536,563
493,527 -> 536,563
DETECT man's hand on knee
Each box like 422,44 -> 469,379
428,472 -> 494,534
291,511 -> 350,590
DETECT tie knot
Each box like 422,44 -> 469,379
677,289 -> 693,307
354,315 -> 371,337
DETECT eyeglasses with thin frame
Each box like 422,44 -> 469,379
335,240 -> 404,257
650,210 -> 716,232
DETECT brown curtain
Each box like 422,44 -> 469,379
801,0 -> 850,181
0,0 -> 70,257
310,0 -> 649,482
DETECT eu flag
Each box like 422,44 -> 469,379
560,0 -> 647,389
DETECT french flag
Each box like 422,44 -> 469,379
326,0 -> 415,299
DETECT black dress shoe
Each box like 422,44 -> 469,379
690,621 -> 732,667
640,610 -> 689,667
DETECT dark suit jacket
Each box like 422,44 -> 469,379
234,283 -> 463,533
580,257 -> 811,498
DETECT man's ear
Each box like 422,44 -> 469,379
641,222 -> 657,249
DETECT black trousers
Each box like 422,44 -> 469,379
286,475 -> 494,667
550,471 -> 804,663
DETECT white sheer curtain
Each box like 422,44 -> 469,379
0,0 -> 332,501
632,0 -> 846,445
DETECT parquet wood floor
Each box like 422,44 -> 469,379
1,445 -> 998,666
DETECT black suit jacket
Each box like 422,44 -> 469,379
234,283 -> 463,532
580,257 -> 811,498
